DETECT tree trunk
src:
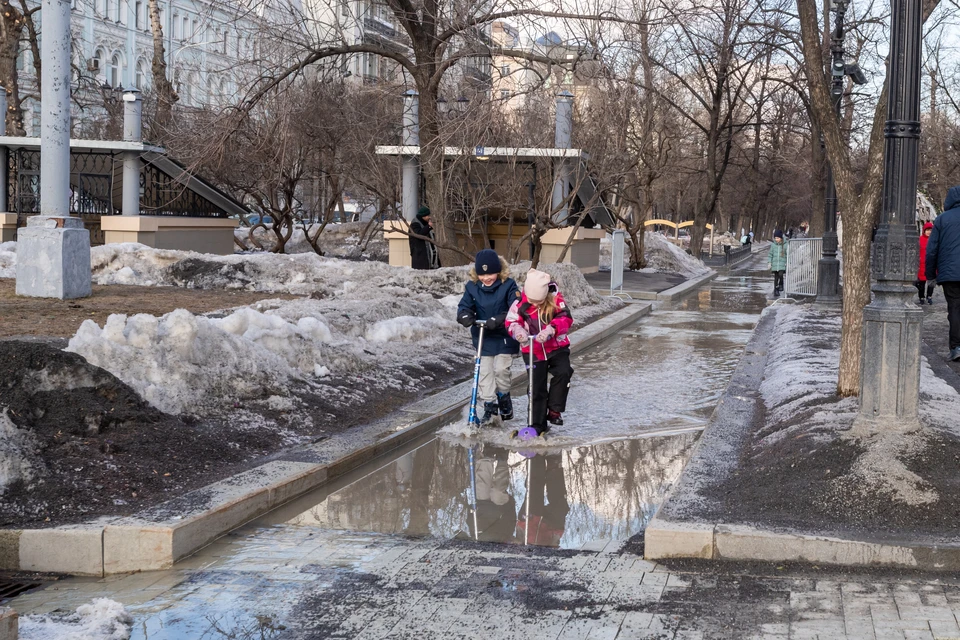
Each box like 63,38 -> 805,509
0,0 -> 25,135
148,0 -> 177,136
808,120 -> 827,237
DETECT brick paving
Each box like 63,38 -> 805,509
9,525 -> 960,639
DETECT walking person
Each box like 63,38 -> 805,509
505,269 -> 575,435
916,222 -> 936,305
409,206 -> 441,270
926,186 -> 960,362
769,230 -> 788,298
456,250 -> 521,423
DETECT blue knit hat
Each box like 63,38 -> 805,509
774,229 -> 784,239
475,249 -> 501,275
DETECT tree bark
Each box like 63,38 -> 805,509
148,0 -> 177,136
0,0 -> 25,135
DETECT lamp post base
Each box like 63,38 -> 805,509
815,255 -> 842,306
856,282 -> 923,429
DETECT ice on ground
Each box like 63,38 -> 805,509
0,409 -> 38,493
599,232 -> 710,278
0,240 -> 15,278
18,598 -> 132,640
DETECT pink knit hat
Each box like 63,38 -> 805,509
524,269 -> 551,301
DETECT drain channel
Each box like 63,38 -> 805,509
0,580 -> 41,603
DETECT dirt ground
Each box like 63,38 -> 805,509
0,279 -> 294,339
0,338 -> 468,529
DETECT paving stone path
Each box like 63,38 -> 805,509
9,524 -> 960,639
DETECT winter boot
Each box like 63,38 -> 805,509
481,401 -> 500,424
547,410 -> 564,426
497,392 -> 514,421
928,297 -> 934,305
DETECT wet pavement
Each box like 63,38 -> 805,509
16,262 -> 889,640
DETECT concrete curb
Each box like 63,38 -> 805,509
645,302 -> 960,572
655,271 -> 718,303
1,302 -> 655,576
0,608 -> 16,640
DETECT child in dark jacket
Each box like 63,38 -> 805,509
457,250 -> 521,423
505,269 -> 575,435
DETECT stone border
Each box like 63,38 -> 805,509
1,299 -> 675,576
0,609 -> 15,640
645,303 -> 960,572
656,271 -> 719,303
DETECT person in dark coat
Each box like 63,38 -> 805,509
926,185 -> 960,362
409,207 -> 440,270
457,250 -> 521,422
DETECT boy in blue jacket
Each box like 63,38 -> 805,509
457,250 -> 521,423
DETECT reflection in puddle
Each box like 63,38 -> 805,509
283,434 -> 696,549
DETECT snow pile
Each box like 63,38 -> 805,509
712,231 -> 740,248
91,243 -> 187,286
597,232 -> 710,278
234,221 -> 388,261
67,307 -> 337,415
759,304 -> 960,505
0,240 -> 15,278
0,409 -> 38,492
643,232 -> 711,278
19,598 -> 133,640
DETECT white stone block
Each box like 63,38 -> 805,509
0,608 -> 16,640
15,216 -> 91,299
18,525 -> 104,576
644,518 -> 715,559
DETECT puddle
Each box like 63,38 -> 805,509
253,275 -> 769,549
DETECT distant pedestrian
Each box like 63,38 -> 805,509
769,230 -> 788,298
926,186 -> 960,362
409,206 -> 440,270
916,222 -> 936,305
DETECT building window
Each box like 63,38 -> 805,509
340,0 -> 348,16
181,16 -> 189,40
500,90 -> 510,100
135,2 -> 143,29
135,60 -> 145,89
110,54 -> 121,87
172,14 -> 180,39
501,64 -> 510,77
192,19 -> 198,41
113,0 -> 120,22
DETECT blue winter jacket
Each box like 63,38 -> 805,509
926,186 -> 960,283
457,277 -> 521,356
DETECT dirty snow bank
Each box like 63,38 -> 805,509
19,598 -> 132,640
0,410 -> 38,493
599,232 -> 710,278
234,221 -> 388,262
0,240 -> 15,278
759,304 -> 960,506
67,252 -> 618,415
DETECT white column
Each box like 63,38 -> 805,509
401,90 -> 419,222
122,90 -> 142,216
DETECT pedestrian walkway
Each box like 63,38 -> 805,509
9,525 -> 960,639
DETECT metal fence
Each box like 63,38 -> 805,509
784,237 -> 823,296
610,230 -> 625,293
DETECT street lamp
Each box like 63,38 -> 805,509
855,0 -> 923,428
816,0 -> 867,304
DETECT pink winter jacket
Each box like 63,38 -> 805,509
504,284 -> 574,361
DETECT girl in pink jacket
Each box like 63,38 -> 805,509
505,269 -> 575,434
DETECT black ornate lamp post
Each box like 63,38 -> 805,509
817,0 -> 866,304
856,0 -> 923,429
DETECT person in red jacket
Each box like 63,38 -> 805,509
917,222 -> 936,305
505,269 -> 574,434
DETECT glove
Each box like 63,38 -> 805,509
457,310 -> 476,328
486,313 -> 506,330
511,325 -> 529,343
536,326 -> 556,343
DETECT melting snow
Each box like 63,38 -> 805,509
18,598 -> 132,640
0,409 -> 38,492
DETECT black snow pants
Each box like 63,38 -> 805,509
942,282 -> 960,350
772,270 -> 785,294
524,347 -> 573,430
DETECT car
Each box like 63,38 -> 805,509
247,214 -> 274,226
